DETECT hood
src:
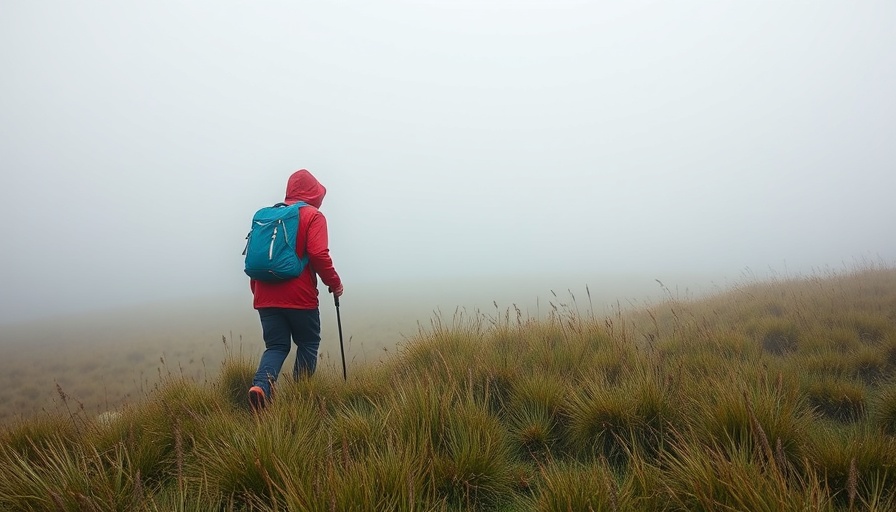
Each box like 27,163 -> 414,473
284,169 -> 326,208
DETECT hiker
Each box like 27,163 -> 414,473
247,169 -> 343,410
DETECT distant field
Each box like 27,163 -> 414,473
0,274 -> 707,424
0,294 -> 410,425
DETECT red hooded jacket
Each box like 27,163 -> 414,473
250,170 -> 342,310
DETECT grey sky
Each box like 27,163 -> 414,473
2,1 -> 895,324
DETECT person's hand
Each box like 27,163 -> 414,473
329,284 -> 344,298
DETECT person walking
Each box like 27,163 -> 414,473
247,169 -> 343,411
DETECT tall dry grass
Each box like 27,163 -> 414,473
1,265 -> 895,510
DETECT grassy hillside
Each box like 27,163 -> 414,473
1,267 -> 895,511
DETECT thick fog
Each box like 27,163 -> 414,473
2,1 -> 895,325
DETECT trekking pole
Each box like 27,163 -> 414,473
334,294 -> 347,381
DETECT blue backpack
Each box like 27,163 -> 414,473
243,202 -> 308,281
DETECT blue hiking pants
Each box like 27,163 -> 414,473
252,308 -> 321,397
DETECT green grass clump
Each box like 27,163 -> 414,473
0,439 -> 144,512
661,434 -> 833,511
564,374 -> 636,464
3,266 -> 896,510
507,402 -> 559,460
505,373 -> 568,459
803,377 -> 867,422
434,400 -> 516,509
806,424 -> 896,510
0,411 -> 80,462
871,380 -> 896,435
192,399 -> 323,505
523,460 -> 632,511
216,348 -> 257,409
753,317 -> 801,355
687,374 -> 812,472
842,312 -> 894,344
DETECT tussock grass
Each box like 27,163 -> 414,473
2,265 -> 896,510
806,423 -> 896,510
803,376 -> 867,422
0,411 -> 79,462
0,438 -> 144,512
216,338 -> 258,409
507,402 -> 559,460
190,399 -> 323,504
660,434 -> 833,511
871,379 -> 896,435
523,459 -> 635,511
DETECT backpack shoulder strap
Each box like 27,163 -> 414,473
294,202 -> 311,260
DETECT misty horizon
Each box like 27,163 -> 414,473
2,1 -> 895,326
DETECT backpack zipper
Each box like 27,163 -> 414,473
269,225 -> 278,260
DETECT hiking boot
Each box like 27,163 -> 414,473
248,386 -> 266,412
